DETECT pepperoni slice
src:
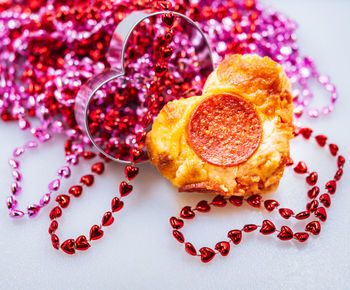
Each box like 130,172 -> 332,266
187,93 -> 262,167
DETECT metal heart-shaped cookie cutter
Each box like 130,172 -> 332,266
75,11 -> 214,163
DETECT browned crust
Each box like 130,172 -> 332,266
146,54 -> 294,196
178,182 -> 224,194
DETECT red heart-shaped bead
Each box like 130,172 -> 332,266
314,207 -> 327,222
215,241 -> 230,256
294,161 -> 308,174
75,235 -> 90,251
277,226 -> 293,241
154,63 -> 168,76
172,230 -> 185,243
82,151 -> 96,159
307,186 -> 320,199
148,80 -> 158,94
294,232 -> 309,242
49,220 -> 58,235
56,195 -> 70,208
300,127 -> 312,139
136,131 -> 147,145
68,185 -> 83,197
102,211 -> 114,227
315,134 -> 327,147
161,47 -> 173,60
212,195 -> 227,207
49,206 -> 62,220
147,95 -> 157,110
295,211 -> 310,220
180,206 -> 195,219
111,197 -> 124,212
306,199 -> 319,212
329,144 -> 339,156
305,221 -> 321,235
162,12 -> 175,27
279,208 -> 294,219
247,194 -> 262,207
61,239 -> 76,255
264,200 -> 279,211
319,194 -> 331,208
325,180 -> 336,194
130,148 -> 143,163
170,217 -> 184,229
164,30 -> 174,43
185,242 -> 197,256
260,220 -> 276,235
228,230 -> 242,245
90,225 -> 104,240
338,155 -> 345,168
80,174 -> 94,186
199,247 -> 216,263
119,181 -> 133,197
306,172 -> 318,186
51,234 -> 60,250
334,168 -> 343,181
142,112 -> 153,127
229,195 -> 243,206
91,162 -> 105,175
243,224 -> 258,232
125,165 -> 139,180
196,200 -> 211,212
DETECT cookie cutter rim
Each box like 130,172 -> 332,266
75,10 -> 215,164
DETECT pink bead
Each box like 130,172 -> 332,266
11,182 -> 22,195
13,147 -> 25,157
8,159 -> 19,169
58,166 -> 71,178
9,209 -> 25,218
322,105 -> 334,115
48,179 -> 60,191
7,196 -> 17,209
43,133 -> 52,142
307,109 -> 319,118
325,84 -> 336,93
66,154 -> 78,165
12,170 -> 22,181
318,75 -> 330,85
71,143 -> 84,154
293,105 -> 303,118
18,118 -> 30,130
24,140 -> 38,149
331,92 -> 338,103
66,129 -> 79,139
51,121 -> 64,133
39,193 -> 51,207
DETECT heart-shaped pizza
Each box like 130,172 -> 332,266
146,54 -> 294,196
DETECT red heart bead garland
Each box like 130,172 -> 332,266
47,10 -> 177,255
47,150 -> 139,254
169,129 -> 345,263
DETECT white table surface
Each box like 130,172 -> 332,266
1,1 -> 350,289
